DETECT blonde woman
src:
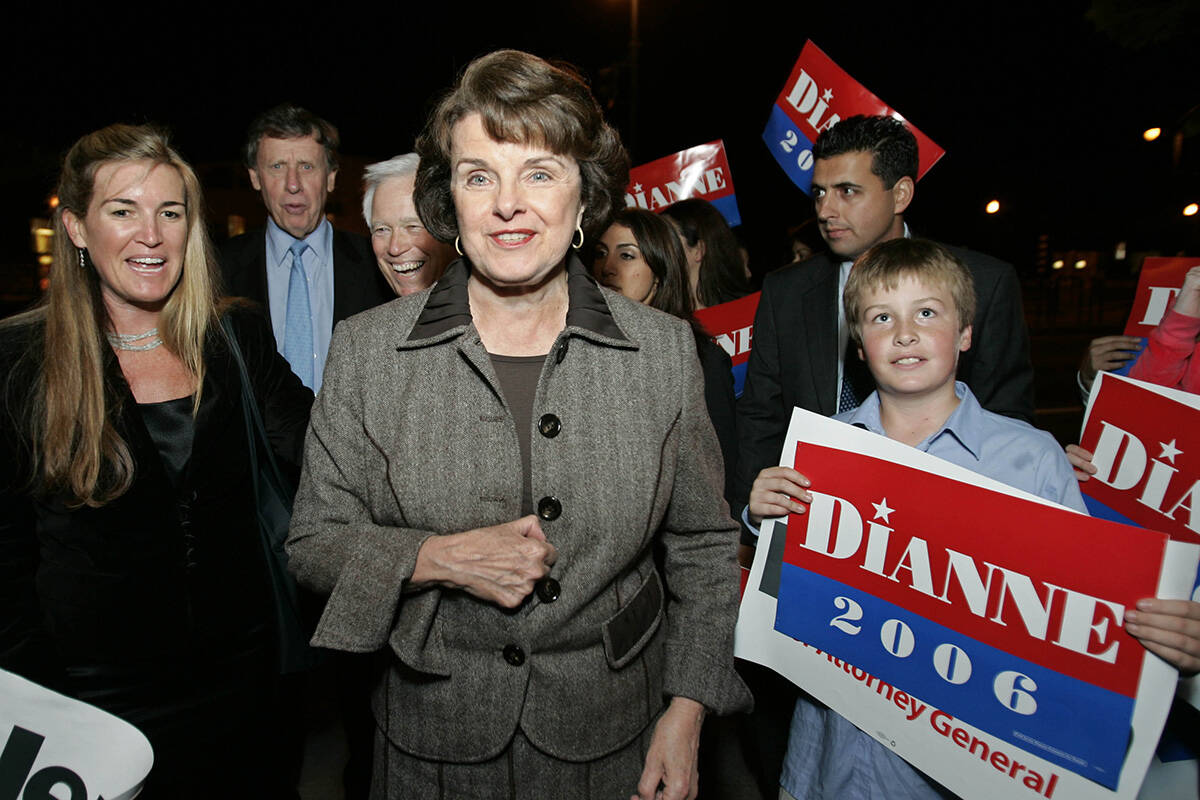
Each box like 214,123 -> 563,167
0,124 -> 312,798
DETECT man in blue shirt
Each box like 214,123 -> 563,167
749,238 -> 1199,799
220,103 -> 388,392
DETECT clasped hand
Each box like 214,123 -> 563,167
410,515 -> 557,608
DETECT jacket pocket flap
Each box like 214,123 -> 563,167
601,570 -> 663,669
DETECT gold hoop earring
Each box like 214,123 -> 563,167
454,236 -> 463,256
571,226 -> 584,250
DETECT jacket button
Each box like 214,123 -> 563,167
502,644 -> 525,666
535,577 -> 561,603
537,496 -> 562,521
538,413 -> 562,438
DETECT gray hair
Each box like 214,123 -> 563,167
362,153 -> 420,227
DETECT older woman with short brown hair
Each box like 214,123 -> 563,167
287,50 -> 748,799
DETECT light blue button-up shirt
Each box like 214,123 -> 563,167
265,217 -> 335,393
781,382 -> 1086,800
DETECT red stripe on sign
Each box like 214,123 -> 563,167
781,443 -> 1163,698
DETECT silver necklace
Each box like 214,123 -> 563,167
106,327 -> 163,351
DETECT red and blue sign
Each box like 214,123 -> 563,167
695,291 -> 760,397
764,41 -> 945,195
773,443 -> 1164,789
626,140 -> 741,226
1079,374 -> 1200,554
1123,259 -> 1200,339
1112,258 -> 1200,377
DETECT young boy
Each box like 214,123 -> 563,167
751,238 -> 1200,798
749,238 -> 1084,799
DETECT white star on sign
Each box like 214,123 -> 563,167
872,498 -> 894,524
632,183 -> 643,193
1160,439 -> 1183,463
822,88 -> 834,103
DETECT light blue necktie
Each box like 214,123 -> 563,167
282,240 -> 314,388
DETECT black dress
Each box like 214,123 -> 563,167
695,332 -> 739,511
0,308 -> 312,798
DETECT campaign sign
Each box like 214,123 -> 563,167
625,140 -> 741,225
1080,372 -> 1200,762
1113,259 -> 1198,377
763,40 -> 945,195
0,668 -> 153,800
775,444 -> 1160,788
694,291 -> 761,397
736,410 -> 1194,800
1123,259 -> 1199,339
1079,373 -> 1200,548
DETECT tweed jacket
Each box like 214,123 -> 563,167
287,255 -> 750,763
733,243 -> 1034,509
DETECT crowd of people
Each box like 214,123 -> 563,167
2,46 -> 1199,800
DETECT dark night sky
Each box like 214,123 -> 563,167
1,1 -> 1197,273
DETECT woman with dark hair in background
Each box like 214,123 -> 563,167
0,124 -> 312,797
662,197 -> 751,309
595,207 -> 738,507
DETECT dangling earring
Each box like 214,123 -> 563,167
454,236 -> 463,256
640,276 -> 660,305
571,226 -> 584,250
78,248 -> 88,269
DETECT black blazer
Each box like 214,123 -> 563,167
0,309 -> 312,690
696,333 -> 739,509
218,227 -> 391,341
733,244 -> 1034,508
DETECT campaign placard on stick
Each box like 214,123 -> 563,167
0,668 -> 153,800
694,291 -> 760,397
735,409 -> 1195,800
625,140 -> 741,225
763,40 -> 944,195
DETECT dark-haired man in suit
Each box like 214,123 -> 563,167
736,114 -> 1033,520
221,103 -> 389,392
732,114 -> 1034,797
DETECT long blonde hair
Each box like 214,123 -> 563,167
5,124 -> 219,506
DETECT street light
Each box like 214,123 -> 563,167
985,199 -> 1000,214
1185,203 -> 1199,217
1143,127 -> 1162,142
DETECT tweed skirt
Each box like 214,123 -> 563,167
370,723 -> 654,800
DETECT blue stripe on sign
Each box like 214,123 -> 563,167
1111,337 -> 1146,377
775,564 -> 1134,788
731,361 -> 747,398
1082,496 -> 1139,528
710,194 -> 742,227
762,104 -> 816,195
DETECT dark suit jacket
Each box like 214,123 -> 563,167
733,244 -> 1034,508
218,227 -> 390,342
